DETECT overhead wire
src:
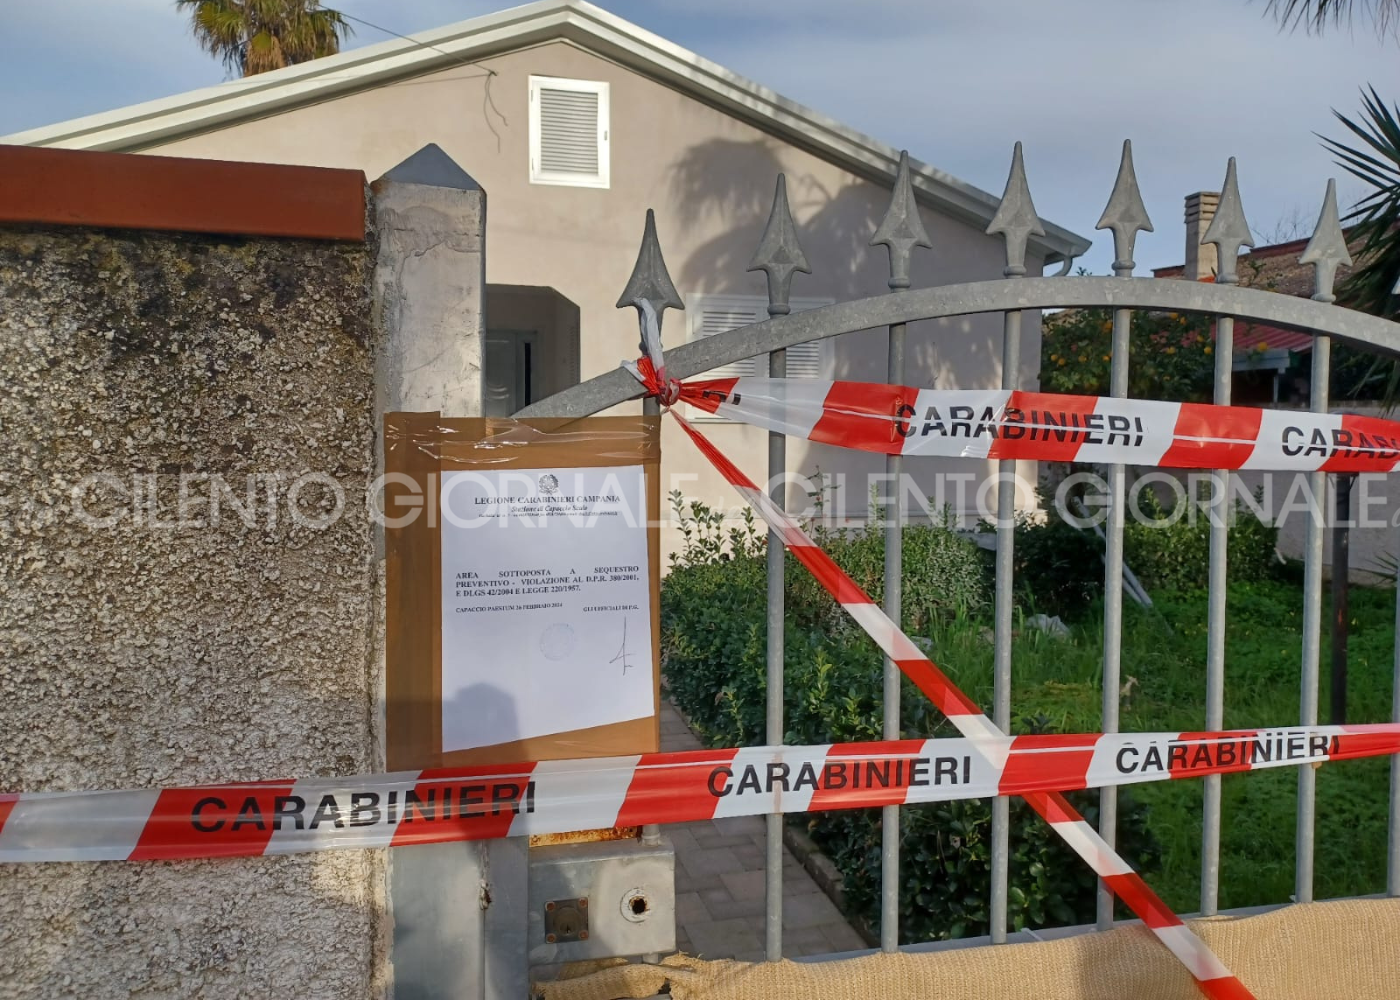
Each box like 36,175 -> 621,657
330,6 -> 508,152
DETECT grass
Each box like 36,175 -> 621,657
918,578 -> 1397,913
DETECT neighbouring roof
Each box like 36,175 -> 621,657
1,0 -> 1090,264
1154,234 -> 1367,359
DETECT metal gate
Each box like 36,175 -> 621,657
517,140 -> 1400,958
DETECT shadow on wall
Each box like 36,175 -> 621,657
663,137 -> 1009,390
667,137 -> 882,299
661,137 -> 1015,512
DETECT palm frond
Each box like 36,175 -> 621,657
1266,0 -> 1400,36
1317,87 -> 1400,403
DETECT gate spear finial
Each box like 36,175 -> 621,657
986,142 -> 1045,277
1299,178 -> 1352,303
870,150 -> 932,290
616,209 -> 684,338
1096,140 -> 1153,277
748,174 -> 812,315
1202,157 -> 1255,285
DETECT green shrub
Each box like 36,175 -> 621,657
795,507 -> 990,634
1000,511 -> 1104,621
989,478 -> 1283,621
1122,481 -> 1279,592
813,782 -> 1160,941
659,494 -> 1160,941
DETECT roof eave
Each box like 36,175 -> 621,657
2,0 -> 1090,263
1,1 -> 578,151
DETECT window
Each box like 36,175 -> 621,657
686,294 -> 832,419
529,76 -> 609,188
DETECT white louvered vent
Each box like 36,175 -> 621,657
687,294 -> 832,419
529,77 -> 609,188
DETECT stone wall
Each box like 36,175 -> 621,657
0,224 -> 387,997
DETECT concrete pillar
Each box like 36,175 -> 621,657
372,142 -> 487,417
1185,191 -> 1220,281
371,144 -> 528,1000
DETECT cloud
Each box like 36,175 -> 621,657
653,0 -> 1394,272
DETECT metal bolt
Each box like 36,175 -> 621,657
545,933 -> 556,944
578,898 -> 587,909
545,901 -> 555,912
579,931 -> 589,940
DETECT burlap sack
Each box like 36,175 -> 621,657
535,898 -> 1400,1000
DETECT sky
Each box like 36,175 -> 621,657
1,0 -> 1397,275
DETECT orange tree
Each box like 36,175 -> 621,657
1041,308 -> 1216,402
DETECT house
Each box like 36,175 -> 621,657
1153,191 -> 1370,407
4,0 -> 1090,530
1154,192 -> 1398,581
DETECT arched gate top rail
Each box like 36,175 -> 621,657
516,276 -> 1400,419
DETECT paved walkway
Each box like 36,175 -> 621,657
660,701 -> 866,961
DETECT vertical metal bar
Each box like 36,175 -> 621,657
881,320 -> 904,952
990,306 -> 1020,944
1390,518 -> 1400,896
765,346 -> 786,961
1097,298 -> 1130,930
643,387 -> 663,856
1196,157 -> 1254,914
983,141 -> 1040,944
1330,475 -> 1353,726
1094,141 -> 1151,929
870,151 -> 926,953
1201,312 -> 1233,916
748,173 -> 810,963
1298,334 -> 1330,904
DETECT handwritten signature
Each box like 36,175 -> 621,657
609,618 -> 633,674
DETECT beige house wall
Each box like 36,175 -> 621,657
149,40 -> 1043,537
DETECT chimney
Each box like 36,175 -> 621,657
1184,192 -> 1220,280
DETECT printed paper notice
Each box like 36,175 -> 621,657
439,464 -> 654,752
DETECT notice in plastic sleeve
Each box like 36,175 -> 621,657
438,464 -> 654,752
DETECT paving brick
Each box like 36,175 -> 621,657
680,846 -> 746,878
720,869 -> 766,903
700,886 -> 765,919
783,859 -> 814,883
674,865 -> 704,893
684,917 -> 762,960
682,819 -> 719,840
693,830 -> 757,849
782,890 -> 845,930
664,825 -> 701,855
675,890 -> 708,925
821,920 -> 867,952
782,925 -> 831,958
732,843 -> 764,869
712,814 -> 764,837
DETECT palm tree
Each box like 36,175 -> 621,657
1266,0 -> 1400,35
1264,3 -> 1400,397
1324,88 -> 1400,318
176,0 -> 352,77
1316,88 -> 1400,399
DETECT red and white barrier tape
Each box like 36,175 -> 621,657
2,723 -> 1393,865
667,408 -> 1256,999
677,375 -> 1400,472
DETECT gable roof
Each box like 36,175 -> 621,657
1154,232 -> 1368,357
2,0 -> 1089,264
